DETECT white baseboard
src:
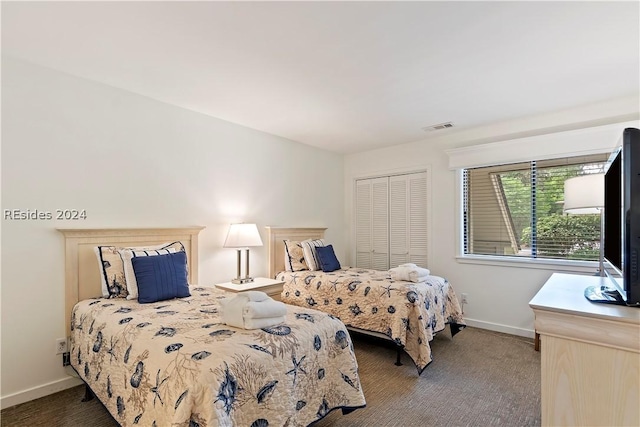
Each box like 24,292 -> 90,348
463,318 -> 535,339
1,376 -> 82,410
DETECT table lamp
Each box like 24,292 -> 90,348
223,223 -> 263,284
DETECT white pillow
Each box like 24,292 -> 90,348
118,241 -> 185,300
301,239 -> 326,271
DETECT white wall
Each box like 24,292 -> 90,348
344,101 -> 639,338
0,57 -> 345,407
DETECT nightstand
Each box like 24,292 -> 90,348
215,277 -> 285,301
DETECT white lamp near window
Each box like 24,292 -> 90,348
563,173 -> 604,275
223,223 -> 263,284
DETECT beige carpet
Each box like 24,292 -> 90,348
316,327 -> 541,426
1,327 -> 540,427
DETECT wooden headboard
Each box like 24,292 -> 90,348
58,227 -> 205,337
266,226 -> 327,279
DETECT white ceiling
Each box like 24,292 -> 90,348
2,1 -> 639,154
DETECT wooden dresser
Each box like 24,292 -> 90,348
530,273 -> 640,426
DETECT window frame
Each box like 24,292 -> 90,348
455,169 -> 602,274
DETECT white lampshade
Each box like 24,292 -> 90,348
563,174 -> 604,215
223,223 -> 263,248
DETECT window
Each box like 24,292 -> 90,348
463,153 -> 608,261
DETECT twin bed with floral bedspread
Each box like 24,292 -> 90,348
71,286 -> 365,426
60,228 -> 365,427
266,227 -> 466,374
278,268 -> 464,373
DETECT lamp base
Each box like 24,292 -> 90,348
231,277 -> 255,285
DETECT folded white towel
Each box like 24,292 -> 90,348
242,291 -> 271,302
389,265 -> 431,283
244,316 -> 286,330
399,263 -> 417,267
243,300 -> 287,319
219,296 -> 246,329
221,291 -> 288,329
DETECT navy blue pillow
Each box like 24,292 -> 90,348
316,244 -> 341,272
132,251 -> 190,303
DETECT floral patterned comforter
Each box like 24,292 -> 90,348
277,268 -> 466,373
70,286 -> 366,426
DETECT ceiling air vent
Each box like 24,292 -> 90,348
422,121 -> 454,132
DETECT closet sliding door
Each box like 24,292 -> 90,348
355,171 -> 428,270
355,177 -> 389,270
389,172 -> 428,268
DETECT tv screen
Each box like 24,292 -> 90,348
604,147 -> 622,274
602,127 -> 640,306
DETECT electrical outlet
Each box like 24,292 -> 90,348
56,338 -> 68,355
62,352 -> 71,366
461,293 -> 468,304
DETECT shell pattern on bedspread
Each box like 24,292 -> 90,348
278,268 -> 466,373
70,287 -> 366,426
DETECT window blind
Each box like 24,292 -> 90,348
463,153 -> 608,261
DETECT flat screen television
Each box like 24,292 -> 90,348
587,127 -> 640,306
